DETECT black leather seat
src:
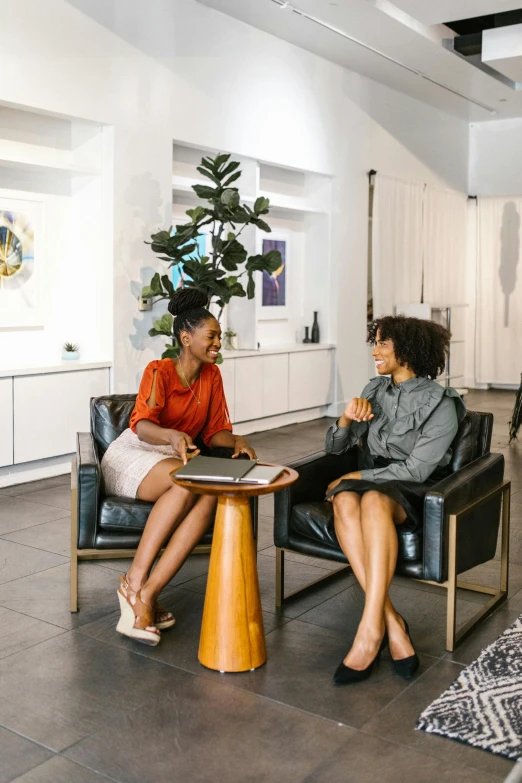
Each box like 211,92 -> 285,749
71,394 -> 257,611
274,411 -> 511,651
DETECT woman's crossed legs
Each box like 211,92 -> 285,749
332,490 -> 415,669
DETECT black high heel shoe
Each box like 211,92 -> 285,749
391,616 -> 419,679
332,633 -> 388,686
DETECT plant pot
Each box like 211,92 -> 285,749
62,351 -> 79,361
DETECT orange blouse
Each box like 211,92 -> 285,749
129,359 -> 232,447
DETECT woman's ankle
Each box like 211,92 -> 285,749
126,568 -> 147,592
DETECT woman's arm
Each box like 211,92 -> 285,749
133,369 -> 199,464
209,430 -> 257,460
135,420 -> 199,464
360,397 -> 459,483
325,397 -> 374,455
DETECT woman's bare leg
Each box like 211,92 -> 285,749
333,490 -> 414,669
140,493 -> 217,607
125,458 -> 198,591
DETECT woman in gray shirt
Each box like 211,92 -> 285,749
325,315 -> 466,686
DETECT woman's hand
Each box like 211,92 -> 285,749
232,436 -> 257,460
343,398 -> 374,423
168,430 -> 200,464
326,471 -> 362,501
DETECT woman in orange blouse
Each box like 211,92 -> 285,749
102,288 -> 257,645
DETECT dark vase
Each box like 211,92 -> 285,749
311,311 -> 320,343
302,326 -> 311,344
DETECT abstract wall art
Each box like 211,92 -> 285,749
0,197 -> 43,329
262,238 -> 286,307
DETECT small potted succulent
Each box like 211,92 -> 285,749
62,342 -> 79,361
223,328 -> 238,351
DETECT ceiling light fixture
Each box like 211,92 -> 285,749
268,0 -> 496,114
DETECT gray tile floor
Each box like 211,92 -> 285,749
0,389 -> 520,782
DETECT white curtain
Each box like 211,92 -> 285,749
372,174 -> 424,317
423,186 -> 468,305
477,197 -> 522,385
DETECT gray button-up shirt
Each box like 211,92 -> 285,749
325,376 -> 466,483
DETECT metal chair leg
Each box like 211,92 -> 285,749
70,458 -> 79,613
275,548 -> 285,607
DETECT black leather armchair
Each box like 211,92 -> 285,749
71,394 -> 257,611
274,411 -> 511,651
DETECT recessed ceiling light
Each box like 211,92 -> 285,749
499,98 -> 508,102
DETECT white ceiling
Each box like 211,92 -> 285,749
389,0 -> 522,26
196,0 -> 522,121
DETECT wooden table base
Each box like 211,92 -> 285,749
198,495 -> 266,672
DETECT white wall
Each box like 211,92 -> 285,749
470,119 -> 522,197
0,0 -> 469,407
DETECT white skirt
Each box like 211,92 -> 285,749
101,428 -> 177,498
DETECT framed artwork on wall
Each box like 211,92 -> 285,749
0,196 -> 44,330
257,231 -> 290,321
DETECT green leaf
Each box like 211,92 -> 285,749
185,206 -> 207,223
192,184 -> 218,200
222,171 -> 241,187
247,274 -> 255,299
196,166 -> 221,186
262,249 -> 283,273
219,238 -> 248,271
161,275 -> 174,298
216,352 -> 223,365
149,273 -> 163,296
162,343 -> 180,360
219,161 -> 240,178
252,217 -> 271,232
213,153 -> 231,170
149,313 -> 174,338
141,286 -> 152,296
221,189 -> 240,209
254,197 -> 270,215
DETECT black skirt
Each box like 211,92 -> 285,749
325,453 -> 451,532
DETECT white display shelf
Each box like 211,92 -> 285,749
257,190 -> 326,215
221,343 -> 334,359
0,360 -> 112,379
0,139 -> 99,177
172,175 -> 255,205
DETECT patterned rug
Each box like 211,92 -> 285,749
416,614 -> 522,761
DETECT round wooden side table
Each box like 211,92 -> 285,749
172,465 -> 298,673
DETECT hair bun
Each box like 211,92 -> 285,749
168,287 -> 208,317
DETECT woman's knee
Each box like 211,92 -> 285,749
333,492 -> 361,521
361,490 -> 392,512
138,458 -> 189,502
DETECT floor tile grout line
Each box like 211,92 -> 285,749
0,720 -> 61,754
0,512 -> 70,538
0,556 -> 71,590
69,630 -> 368,737
353,724 -> 507,781
56,751 -> 128,783
357,656 -> 465,731
0,627 -> 70,664
1,493 -> 71,511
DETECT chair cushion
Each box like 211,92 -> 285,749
90,395 -> 137,458
450,411 -> 492,472
290,501 -> 422,561
99,495 -> 153,533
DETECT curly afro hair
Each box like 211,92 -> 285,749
367,315 -> 450,380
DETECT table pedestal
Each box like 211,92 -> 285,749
198,495 -> 266,672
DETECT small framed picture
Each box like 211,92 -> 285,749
257,232 -> 290,321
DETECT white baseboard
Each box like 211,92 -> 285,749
0,455 -> 72,488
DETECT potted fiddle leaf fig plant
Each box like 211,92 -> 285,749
141,153 -> 282,361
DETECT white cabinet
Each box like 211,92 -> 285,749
262,354 -> 289,417
234,357 -> 264,423
13,368 -> 110,463
289,349 -> 334,411
0,378 -> 13,467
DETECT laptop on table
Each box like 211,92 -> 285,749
172,456 -> 284,485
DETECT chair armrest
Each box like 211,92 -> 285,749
274,449 -> 358,548
423,453 -> 505,582
76,432 -> 101,549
